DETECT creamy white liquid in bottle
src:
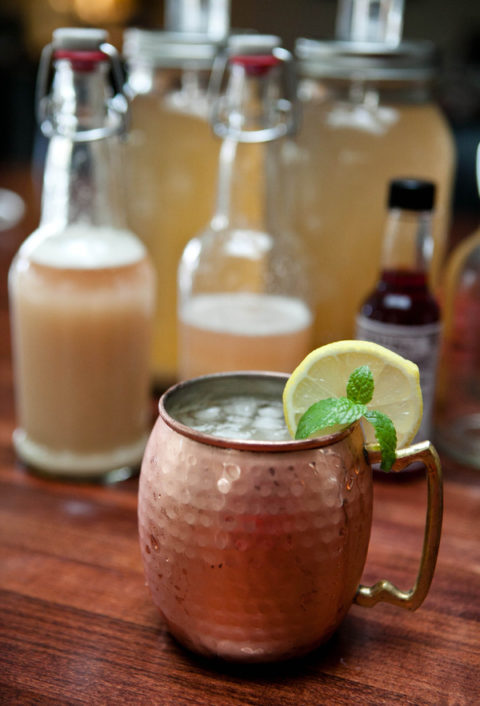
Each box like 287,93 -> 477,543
9,224 -> 155,476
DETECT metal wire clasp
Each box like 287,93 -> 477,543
35,40 -> 128,141
209,42 -> 300,144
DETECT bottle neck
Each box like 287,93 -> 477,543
40,57 -> 126,231
210,60 -> 282,233
212,138 -> 266,232
380,208 -> 434,276
50,56 -> 109,134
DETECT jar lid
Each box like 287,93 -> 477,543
123,28 -> 222,68
52,28 -> 108,51
295,38 -> 438,81
164,0 -> 230,41
52,29 -> 109,67
38,27 -> 127,139
226,34 -> 281,55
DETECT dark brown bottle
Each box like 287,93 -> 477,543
356,178 -> 441,441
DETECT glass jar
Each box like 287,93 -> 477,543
123,29 -> 222,388
280,37 -> 455,348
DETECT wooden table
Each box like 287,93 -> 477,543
1,165 -> 479,705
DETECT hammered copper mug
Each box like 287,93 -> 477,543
138,372 -> 443,662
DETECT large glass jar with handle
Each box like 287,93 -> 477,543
278,0 -> 455,348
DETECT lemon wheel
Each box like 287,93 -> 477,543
283,340 -> 423,448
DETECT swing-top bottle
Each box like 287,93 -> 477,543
177,36 -> 313,379
8,28 -> 156,480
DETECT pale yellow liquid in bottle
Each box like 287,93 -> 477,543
126,97 -> 220,387
287,99 -> 455,346
178,292 -> 313,379
9,225 -> 156,477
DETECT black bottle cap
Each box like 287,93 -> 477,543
388,178 -> 436,211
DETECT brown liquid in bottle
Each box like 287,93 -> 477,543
356,179 -> 441,445
360,269 -> 440,326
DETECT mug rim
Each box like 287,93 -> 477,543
158,371 -> 357,452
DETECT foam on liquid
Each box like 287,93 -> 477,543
25,224 -> 146,269
180,292 -> 312,335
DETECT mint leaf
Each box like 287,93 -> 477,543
346,365 -> 374,405
295,397 -> 365,440
292,364 -> 398,471
363,410 -> 397,471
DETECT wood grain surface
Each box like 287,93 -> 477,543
1,167 -> 479,705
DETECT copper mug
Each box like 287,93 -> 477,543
138,372 -> 443,662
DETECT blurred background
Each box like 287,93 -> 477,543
0,0 -> 480,214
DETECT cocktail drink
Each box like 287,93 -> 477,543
165,376 -> 291,442
138,372 -> 442,662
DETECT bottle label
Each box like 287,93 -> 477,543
355,315 -> 442,442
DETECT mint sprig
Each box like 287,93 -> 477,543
295,365 -> 397,471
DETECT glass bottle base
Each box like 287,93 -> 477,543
435,414 -> 480,469
13,428 -> 148,482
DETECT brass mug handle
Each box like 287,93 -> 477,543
355,441 -> 443,610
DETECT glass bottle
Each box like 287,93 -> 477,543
177,37 -> 313,380
435,143 -> 480,466
356,178 -> 441,442
8,28 -> 156,481
281,0 -> 454,348
123,0 -> 230,389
